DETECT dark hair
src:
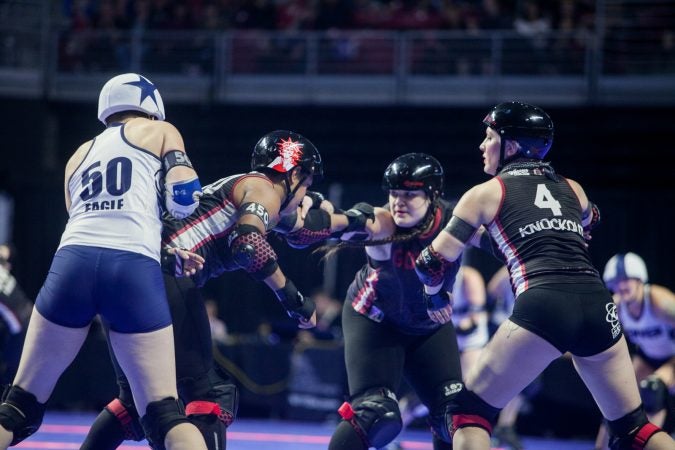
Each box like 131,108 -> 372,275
315,202 -> 439,261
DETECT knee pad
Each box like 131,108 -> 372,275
608,405 -> 663,450
451,389 -> 501,436
140,397 -> 190,450
427,380 -> 464,443
208,380 -> 239,427
639,375 -> 668,414
105,398 -> 144,441
0,385 -> 46,445
337,387 -> 402,449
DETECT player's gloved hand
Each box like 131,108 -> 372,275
274,279 -> 316,328
162,247 -> 205,277
300,191 -> 332,219
343,202 -> 375,233
424,290 -> 453,324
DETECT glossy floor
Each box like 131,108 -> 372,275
14,412 -> 595,449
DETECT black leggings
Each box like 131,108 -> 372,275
342,301 -> 463,414
109,274 -> 214,405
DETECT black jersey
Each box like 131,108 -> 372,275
162,172 -> 271,288
346,200 -> 455,335
487,162 -> 599,297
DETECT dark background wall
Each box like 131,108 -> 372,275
2,99 -> 673,305
1,100 -> 673,436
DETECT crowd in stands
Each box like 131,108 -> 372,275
55,0 -> 673,76
63,0 -> 595,33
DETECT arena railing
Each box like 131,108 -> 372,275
0,27 -> 673,105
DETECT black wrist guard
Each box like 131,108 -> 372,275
274,279 -> 315,321
305,191 -> 325,209
160,248 -> 183,276
343,202 -> 375,233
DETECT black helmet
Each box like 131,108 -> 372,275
251,130 -> 323,182
483,102 -> 554,166
382,153 -> 444,200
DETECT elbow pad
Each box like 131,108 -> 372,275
165,177 -> 202,219
415,245 -> 460,287
228,224 -> 278,280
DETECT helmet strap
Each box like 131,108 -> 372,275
279,170 -> 307,212
497,132 -> 507,172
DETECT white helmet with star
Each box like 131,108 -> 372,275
97,73 -> 165,125
603,252 -> 648,286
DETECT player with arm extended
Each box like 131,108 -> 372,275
413,101 -> 675,450
80,129 -> 352,450
325,153 -> 467,450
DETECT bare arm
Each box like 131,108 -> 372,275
63,141 -> 94,211
650,284 -> 675,326
126,119 -> 201,218
232,178 -> 316,327
430,179 -> 502,263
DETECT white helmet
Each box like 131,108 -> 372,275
97,73 -> 165,125
603,252 -> 648,286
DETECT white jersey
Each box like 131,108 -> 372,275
59,123 -> 163,261
452,269 -> 490,351
619,284 -> 675,360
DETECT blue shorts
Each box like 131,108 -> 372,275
35,245 -> 172,333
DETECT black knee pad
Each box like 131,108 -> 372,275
337,387 -> 402,449
607,405 -> 663,450
639,375 -> 668,414
105,398 -> 144,441
209,380 -> 239,427
427,380 -> 464,443
140,397 -> 190,450
451,389 -> 500,436
0,385 -> 46,445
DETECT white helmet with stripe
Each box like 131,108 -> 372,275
603,252 -> 648,286
97,73 -> 165,125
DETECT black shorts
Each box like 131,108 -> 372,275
510,282 -> 622,357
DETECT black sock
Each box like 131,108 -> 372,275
329,421 -> 368,450
80,408 -> 126,450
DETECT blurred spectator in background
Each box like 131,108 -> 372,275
594,253 -> 675,449
0,244 -> 32,385
296,288 -> 342,344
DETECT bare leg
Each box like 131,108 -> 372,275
497,395 -> 524,428
0,308 -> 89,449
454,320 -> 562,450
13,308 -> 90,402
594,422 -> 610,450
109,326 -> 206,450
573,337 -> 675,450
